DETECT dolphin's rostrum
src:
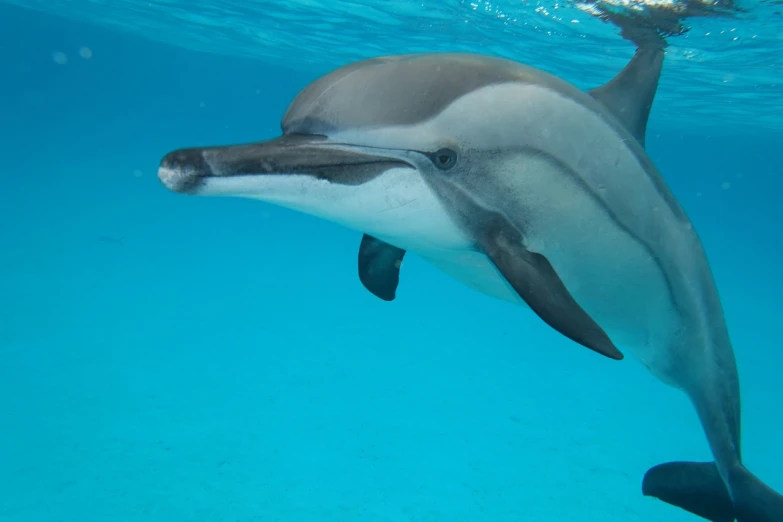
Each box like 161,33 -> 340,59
158,35 -> 783,521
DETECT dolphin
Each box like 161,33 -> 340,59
157,35 -> 782,521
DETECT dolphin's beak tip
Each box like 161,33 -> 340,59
158,148 -> 211,194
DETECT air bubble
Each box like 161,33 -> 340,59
52,51 -> 68,65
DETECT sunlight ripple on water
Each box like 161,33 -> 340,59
4,0 -> 782,130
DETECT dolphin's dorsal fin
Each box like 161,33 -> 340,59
588,44 -> 665,148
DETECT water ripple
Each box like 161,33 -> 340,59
5,0 -> 782,131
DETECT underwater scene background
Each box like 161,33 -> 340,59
0,1 -> 781,521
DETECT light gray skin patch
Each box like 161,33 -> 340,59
158,49 -> 783,520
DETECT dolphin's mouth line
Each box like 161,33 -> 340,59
203,158 -> 415,178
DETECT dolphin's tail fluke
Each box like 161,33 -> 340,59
643,462 -> 734,521
643,461 -> 783,522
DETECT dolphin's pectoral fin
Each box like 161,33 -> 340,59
477,224 -> 623,360
358,234 -> 406,301
643,461 -> 734,522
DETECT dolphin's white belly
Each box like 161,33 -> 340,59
418,249 -> 523,304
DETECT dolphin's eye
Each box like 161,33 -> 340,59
431,148 -> 457,171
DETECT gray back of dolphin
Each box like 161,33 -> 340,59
158,37 -> 783,522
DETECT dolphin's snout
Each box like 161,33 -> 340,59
158,148 -> 212,194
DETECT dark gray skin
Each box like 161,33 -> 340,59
158,40 -> 782,521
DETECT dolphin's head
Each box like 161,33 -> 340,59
158,53 -> 557,250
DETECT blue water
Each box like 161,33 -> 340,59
0,2 -> 781,521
